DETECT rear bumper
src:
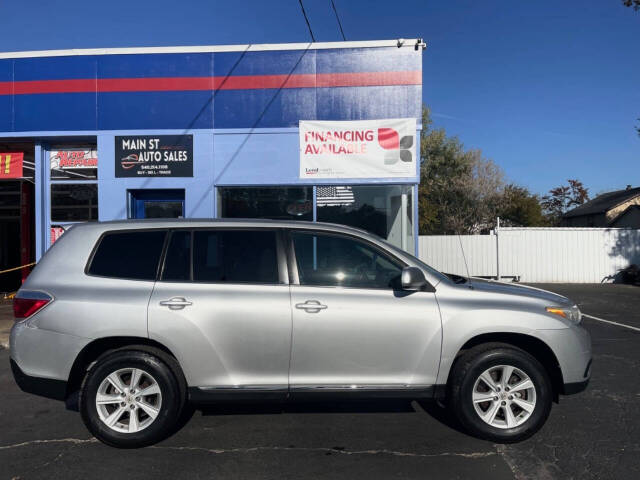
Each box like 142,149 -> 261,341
10,358 -> 67,401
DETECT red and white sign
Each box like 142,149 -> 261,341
50,226 -> 66,245
0,152 -> 24,179
299,118 -> 416,179
50,149 -> 98,170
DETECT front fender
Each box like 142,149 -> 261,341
435,304 -> 569,386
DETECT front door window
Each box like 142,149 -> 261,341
291,231 -> 403,290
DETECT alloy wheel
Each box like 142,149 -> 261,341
472,364 -> 537,429
95,368 -> 163,434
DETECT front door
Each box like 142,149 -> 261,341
129,189 -> 184,219
147,228 -> 292,392
287,230 -> 442,390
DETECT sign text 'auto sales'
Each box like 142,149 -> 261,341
115,135 -> 193,177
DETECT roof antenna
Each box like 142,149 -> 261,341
457,234 -> 473,289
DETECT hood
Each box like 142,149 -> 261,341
467,278 -> 573,306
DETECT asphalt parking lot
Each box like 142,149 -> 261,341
0,283 -> 638,479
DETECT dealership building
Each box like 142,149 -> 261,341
0,39 -> 424,293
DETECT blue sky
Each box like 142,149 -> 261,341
1,0 -> 637,196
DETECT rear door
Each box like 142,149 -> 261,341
287,230 -> 442,391
148,228 -> 292,392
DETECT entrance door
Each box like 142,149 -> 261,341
129,189 -> 184,219
287,230 -> 442,389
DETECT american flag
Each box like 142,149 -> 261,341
316,186 -> 355,207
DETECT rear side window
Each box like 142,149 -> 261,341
88,230 -> 167,280
192,230 -> 279,284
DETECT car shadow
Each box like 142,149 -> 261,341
193,399 -> 470,436
161,398 -> 476,443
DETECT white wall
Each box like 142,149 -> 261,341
418,227 -> 640,283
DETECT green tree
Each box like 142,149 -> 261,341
418,106 -> 505,234
498,184 -> 547,227
623,0 -> 640,10
540,179 -> 590,225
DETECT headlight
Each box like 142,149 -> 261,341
546,305 -> 582,324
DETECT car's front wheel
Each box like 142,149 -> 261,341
449,343 -> 553,443
80,350 -> 182,448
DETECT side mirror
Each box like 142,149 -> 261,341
401,266 -> 434,292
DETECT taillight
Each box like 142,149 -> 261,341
13,292 -> 52,320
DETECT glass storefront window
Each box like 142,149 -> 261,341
317,185 -> 414,251
51,184 -> 98,222
218,187 -> 313,221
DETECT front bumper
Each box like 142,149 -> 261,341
563,378 -> 590,395
562,357 -> 592,395
539,324 -> 592,389
10,358 -> 67,400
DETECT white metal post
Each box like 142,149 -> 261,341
496,216 -> 501,281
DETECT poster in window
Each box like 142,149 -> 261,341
0,152 -> 24,179
50,148 -> 98,180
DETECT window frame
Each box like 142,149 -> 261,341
84,228 -> 169,281
285,228 -> 409,291
157,227 -> 289,286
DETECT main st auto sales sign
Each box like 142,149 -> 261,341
115,135 -> 193,177
299,118 -> 416,179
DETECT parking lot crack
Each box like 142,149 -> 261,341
0,438 -> 98,450
150,444 -> 498,459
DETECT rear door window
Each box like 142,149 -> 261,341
88,230 -> 167,280
161,230 -> 191,282
192,230 -> 279,284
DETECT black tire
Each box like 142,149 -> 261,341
80,350 -> 182,448
449,343 -> 553,443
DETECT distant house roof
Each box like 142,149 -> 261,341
563,187 -> 640,218
609,205 -> 640,227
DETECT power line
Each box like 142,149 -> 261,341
330,0 -> 346,41
298,0 -> 316,43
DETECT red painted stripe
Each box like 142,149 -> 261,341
0,71 -> 421,95
316,71 -> 422,87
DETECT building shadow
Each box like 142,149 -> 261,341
607,229 -> 640,284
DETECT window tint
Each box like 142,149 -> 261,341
162,231 -> 191,281
193,230 -> 279,284
88,231 -> 166,280
292,232 -> 403,289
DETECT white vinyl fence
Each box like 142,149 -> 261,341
418,227 -> 640,283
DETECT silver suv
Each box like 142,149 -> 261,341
10,220 -> 591,448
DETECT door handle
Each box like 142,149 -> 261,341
295,300 -> 328,313
159,297 -> 193,310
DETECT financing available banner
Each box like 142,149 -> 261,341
299,118 -> 416,179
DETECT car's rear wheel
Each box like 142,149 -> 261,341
449,343 -> 552,443
80,350 -> 182,448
